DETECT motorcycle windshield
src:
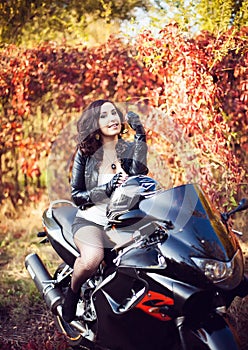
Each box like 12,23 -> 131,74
139,184 -> 236,261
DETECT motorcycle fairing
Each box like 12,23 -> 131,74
182,313 -> 240,350
146,272 -> 212,315
51,206 -> 78,248
42,207 -> 79,267
93,267 -> 148,313
144,272 -> 240,349
92,267 -> 235,350
135,290 -> 174,321
139,184 -> 237,261
117,238 -> 214,288
117,245 -> 165,269
92,267 -> 179,350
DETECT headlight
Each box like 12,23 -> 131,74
191,249 -> 244,289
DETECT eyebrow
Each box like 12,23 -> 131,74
100,109 -> 116,114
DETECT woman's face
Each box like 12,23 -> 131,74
98,102 -> 122,140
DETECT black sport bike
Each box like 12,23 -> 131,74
25,176 -> 248,349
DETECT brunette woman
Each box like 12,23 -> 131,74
62,100 -> 148,322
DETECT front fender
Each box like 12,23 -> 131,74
180,313 -> 239,350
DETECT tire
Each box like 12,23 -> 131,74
53,263 -> 95,349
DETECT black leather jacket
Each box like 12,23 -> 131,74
71,134 -> 148,208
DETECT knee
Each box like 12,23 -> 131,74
82,259 -> 96,274
76,250 -> 104,274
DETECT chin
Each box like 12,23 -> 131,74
108,129 -> 121,136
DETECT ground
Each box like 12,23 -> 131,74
0,196 -> 248,350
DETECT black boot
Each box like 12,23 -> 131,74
62,286 -> 80,323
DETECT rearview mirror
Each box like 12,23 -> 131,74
221,198 -> 248,222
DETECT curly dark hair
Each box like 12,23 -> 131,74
77,100 -> 126,156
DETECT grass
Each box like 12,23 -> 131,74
0,195 -> 69,349
0,194 -> 248,349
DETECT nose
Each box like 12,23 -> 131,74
107,114 -> 118,124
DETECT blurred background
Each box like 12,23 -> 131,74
0,1 -> 247,349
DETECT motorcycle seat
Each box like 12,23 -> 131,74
52,206 -> 78,249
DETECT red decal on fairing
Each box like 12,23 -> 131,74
135,290 -> 174,321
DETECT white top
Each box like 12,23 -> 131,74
76,173 -> 115,226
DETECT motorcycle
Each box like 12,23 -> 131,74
25,175 -> 248,350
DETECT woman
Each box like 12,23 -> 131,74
62,99 -> 148,322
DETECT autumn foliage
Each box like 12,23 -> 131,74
0,24 -> 247,210
136,24 -> 248,205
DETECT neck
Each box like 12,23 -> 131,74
102,137 -> 118,151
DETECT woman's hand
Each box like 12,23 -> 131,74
126,111 -> 145,134
116,172 -> 128,186
105,173 -> 128,197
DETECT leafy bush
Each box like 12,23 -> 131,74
0,25 -> 247,209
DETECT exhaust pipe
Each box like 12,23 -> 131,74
25,253 -> 89,335
25,253 -> 63,312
